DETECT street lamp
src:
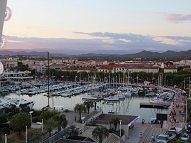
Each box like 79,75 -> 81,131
5,134 -> 7,143
26,126 -> 27,143
29,111 -> 33,125
136,74 -> 139,85
119,120 -> 122,142
189,77 -> 190,99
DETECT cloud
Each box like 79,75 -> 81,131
165,13 -> 191,23
3,33 -> 191,55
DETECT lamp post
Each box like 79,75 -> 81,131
5,134 -> 7,143
42,119 -> 43,143
119,120 -> 122,142
189,77 -> 190,99
186,97 -> 187,123
26,126 -> 27,143
136,74 -> 139,85
47,52 -> 50,107
29,111 -> 33,126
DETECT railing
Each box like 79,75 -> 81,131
43,127 -> 69,143
85,110 -> 102,123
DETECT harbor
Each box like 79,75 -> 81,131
0,77 -> 188,142
2,81 -> 171,123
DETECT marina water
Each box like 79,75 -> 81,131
6,93 -> 168,123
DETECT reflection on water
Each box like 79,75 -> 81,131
6,93 -> 168,122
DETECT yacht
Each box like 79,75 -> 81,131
0,97 -> 35,109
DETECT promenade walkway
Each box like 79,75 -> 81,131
163,89 -> 186,129
137,89 -> 186,143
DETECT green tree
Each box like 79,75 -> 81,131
92,125 -> 109,143
44,118 -> 57,137
109,117 -> 120,131
9,112 -> 30,136
53,114 -> 68,131
40,110 -> 59,121
7,105 -> 19,119
16,62 -> 29,71
27,128 -> 42,143
0,114 -> 7,128
19,104 -> 30,113
84,100 -> 94,114
74,103 -> 86,121
68,125 -> 79,136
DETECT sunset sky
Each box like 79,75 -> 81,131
2,0 -> 191,54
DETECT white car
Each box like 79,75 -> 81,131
181,133 -> 189,142
157,134 -> 169,143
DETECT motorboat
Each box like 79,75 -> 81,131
10,98 -> 35,109
82,93 -> 102,101
145,92 -> 157,97
104,96 -> 119,102
150,98 -> 164,104
0,97 -> 35,109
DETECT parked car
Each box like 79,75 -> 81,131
157,134 -> 169,143
166,127 -> 182,140
181,133 -> 189,142
186,125 -> 191,133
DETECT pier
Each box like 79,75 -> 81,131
140,102 -> 170,109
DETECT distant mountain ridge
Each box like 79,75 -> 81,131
0,49 -> 191,59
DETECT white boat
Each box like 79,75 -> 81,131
82,93 -> 102,101
149,98 -> 170,105
150,98 -> 164,104
0,97 -> 35,109
145,92 -> 156,97
122,91 -> 132,97
0,98 -> 12,107
60,92 -> 72,97
117,94 -> 125,100
104,96 -> 119,102
82,95 -> 98,100
11,98 -> 35,109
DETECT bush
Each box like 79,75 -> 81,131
109,128 -> 124,137
32,116 -> 41,123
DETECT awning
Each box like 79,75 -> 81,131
128,116 -> 140,127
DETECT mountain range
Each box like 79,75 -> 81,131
0,49 -> 191,60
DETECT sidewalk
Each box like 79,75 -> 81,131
165,90 -> 186,129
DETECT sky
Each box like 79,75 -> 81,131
1,0 -> 191,55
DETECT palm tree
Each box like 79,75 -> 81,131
45,118 -> 57,137
109,117 -> 120,131
74,103 -> 86,121
92,125 -> 109,143
84,100 -> 94,114
53,114 -> 68,131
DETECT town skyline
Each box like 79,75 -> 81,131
2,0 -> 191,54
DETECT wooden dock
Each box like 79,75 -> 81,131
140,102 -> 170,109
